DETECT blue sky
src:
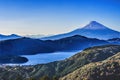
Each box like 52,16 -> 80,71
0,0 -> 120,35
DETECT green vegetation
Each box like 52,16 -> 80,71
0,45 -> 120,80
25,76 -> 58,80
60,52 -> 120,80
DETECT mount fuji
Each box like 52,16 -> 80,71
41,21 -> 120,40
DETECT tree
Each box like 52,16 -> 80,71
40,75 -> 50,80
52,76 -> 58,80
27,77 -> 36,80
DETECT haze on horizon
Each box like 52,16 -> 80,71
0,0 -> 120,35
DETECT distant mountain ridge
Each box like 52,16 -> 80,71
108,38 -> 120,44
0,34 -> 21,41
41,21 -> 120,40
0,35 -> 109,56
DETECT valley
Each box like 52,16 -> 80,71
0,21 -> 120,80
0,45 -> 120,80
1,0 -> 120,80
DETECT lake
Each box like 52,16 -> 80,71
22,51 -> 81,65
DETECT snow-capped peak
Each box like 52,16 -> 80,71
82,21 -> 108,30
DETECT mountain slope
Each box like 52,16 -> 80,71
41,21 -> 120,40
60,52 -> 120,80
108,38 -> 120,44
0,37 -> 55,56
0,34 -> 21,41
0,56 -> 28,64
0,35 -> 109,56
0,45 -> 120,80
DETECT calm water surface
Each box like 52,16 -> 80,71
22,51 -> 81,65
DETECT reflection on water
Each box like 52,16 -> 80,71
22,51 -> 81,65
